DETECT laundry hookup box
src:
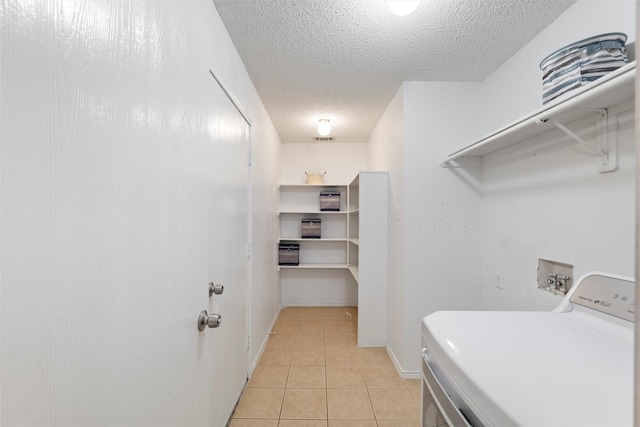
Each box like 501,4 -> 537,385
301,218 -> 321,239
319,191 -> 340,211
278,243 -> 299,266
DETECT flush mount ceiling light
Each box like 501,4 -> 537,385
388,1 -> 420,16
317,119 -> 331,136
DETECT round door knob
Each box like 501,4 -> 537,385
209,282 -> 224,297
208,313 -> 222,328
198,310 -> 223,331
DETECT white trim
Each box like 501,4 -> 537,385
386,343 -> 422,380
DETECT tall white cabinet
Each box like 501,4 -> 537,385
278,171 -> 389,346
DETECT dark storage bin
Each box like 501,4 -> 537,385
301,218 -> 321,239
320,191 -> 340,211
279,243 -> 299,265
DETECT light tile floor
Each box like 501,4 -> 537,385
229,307 -> 422,427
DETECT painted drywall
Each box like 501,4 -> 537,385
279,142 -> 367,185
1,1 -> 281,425
401,82 -> 483,373
479,0 -> 636,311
209,0 -> 283,377
366,81 -> 483,375
366,87 -> 405,370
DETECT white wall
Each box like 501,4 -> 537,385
366,87 -> 405,363
1,1 -> 281,425
366,82 -> 483,375
206,2 -> 283,369
400,82 -> 483,373
279,142 -> 367,185
479,0 -> 636,311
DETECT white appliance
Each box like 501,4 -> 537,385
421,272 -> 634,427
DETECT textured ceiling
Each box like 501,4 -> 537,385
213,0 -> 576,143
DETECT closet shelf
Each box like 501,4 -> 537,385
278,238 -> 348,243
278,264 -> 348,270
278,211 -> 347,215
440,60 -> 636,170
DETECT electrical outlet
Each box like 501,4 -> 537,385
496,271 -> 504,289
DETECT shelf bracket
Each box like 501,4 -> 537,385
537,108 -> 617,173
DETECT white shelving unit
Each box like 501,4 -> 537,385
440,60 -> 636,172
277,172 -> 389,346
278,184 -> 350,270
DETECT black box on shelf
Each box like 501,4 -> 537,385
320,191 -> 340,211
301,218 -> 321,239
278,243 -> 300,265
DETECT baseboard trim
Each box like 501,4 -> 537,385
386,343 -> 422,380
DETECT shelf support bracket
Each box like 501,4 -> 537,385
537,109 -> 617,173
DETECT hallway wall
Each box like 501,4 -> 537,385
0,1 -> 281,425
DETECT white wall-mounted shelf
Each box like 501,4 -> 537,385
278,264 -> 349,270
440,60 -> 636,171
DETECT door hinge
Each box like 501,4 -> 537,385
246,334 -> 251,350
247,150 -> 252,166
247,242 -> 251,259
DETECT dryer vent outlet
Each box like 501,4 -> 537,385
537,259 -> 574,296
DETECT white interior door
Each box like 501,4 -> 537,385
206,74 -> 251,426
0,1 -> 249,425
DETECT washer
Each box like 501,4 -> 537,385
421,271 -> 634,427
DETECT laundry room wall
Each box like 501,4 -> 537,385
479,0 -> 637,311
367,87 -> 405,373
367,81 -> 484,375
278,142 -> 367,307
279,142 -> 367,185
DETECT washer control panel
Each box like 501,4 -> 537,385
570,273 -> 634,322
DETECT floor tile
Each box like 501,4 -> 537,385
330,323 -> 357,334
229,419 -> 279,427
325,365 -> 365,388
248,365 -> 290,388
295,334 -> 325,348
328,421 -> 376,427
325,346 -> 359,365
326,388 -> 374,419
405,379 -> 422,403
323,314 -> 353,326
280,389 -> 327,419
357,347 -> 392,365
233,388 -> 285,419
297,321 -> 324,334
278,420 -> 327,427
272,322 -> 299,334
287,365 -> 326,388
368,388 -> 420,420
376,420 -> 421,427
259,347 -> 294,366
362,365 -> 406,388
278,309 -> 301,321
291,347 -> 325,365
267,334 -> 297,349
324,334 -> 355,348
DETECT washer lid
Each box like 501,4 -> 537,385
422,311 -> 633,427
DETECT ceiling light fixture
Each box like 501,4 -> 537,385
317,119 -> 331,136
388,1 -> 419,16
